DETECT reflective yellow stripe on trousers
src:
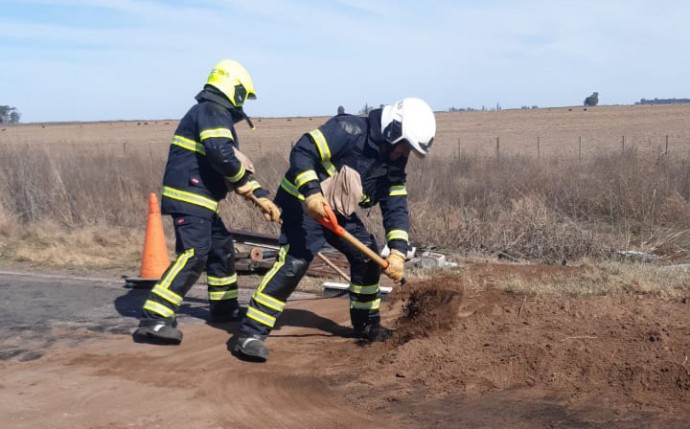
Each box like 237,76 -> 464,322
246,246 -> 289,328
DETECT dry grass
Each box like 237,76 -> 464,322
510,261 -> 690,298
415,258 -> 690,299
3,105 -> 690,280
400,152 -> 690,262
0,219 -> 145,270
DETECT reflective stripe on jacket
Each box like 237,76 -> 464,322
283,110 -> 411,253
161,87 -> 267,217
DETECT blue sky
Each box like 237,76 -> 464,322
2,0 -> 689,123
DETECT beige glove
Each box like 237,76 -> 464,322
384,249 -> 406,283
234,181 -> 253,199
304,193 -> 328,220
254,197 -> 282,223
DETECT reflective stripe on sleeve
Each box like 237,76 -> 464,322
294,170 -> 319,188
200,128 -> 234,141
248,180 -> 262,191
225,164 -> 246,183
386,229 -> 409,243
280,178 -> 306,201
308,129 -> 337,176
162,186 -> 219,212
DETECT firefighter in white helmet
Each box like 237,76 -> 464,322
133,59 -> 281,345
233,98 -> 436,362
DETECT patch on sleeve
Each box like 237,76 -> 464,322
338,118 -> 363,136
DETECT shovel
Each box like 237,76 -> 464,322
317,204 -> 406,286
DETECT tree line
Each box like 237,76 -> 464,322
0,105 -> 21,124
635,98 -> 690,105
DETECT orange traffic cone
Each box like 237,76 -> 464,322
124,193 -> 171,289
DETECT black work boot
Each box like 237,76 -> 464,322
209,300 -> 246,323
233,334 -> 269,362
132,318 -> 183,345
353,322 -> 393,342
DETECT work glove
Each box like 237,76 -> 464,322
254,197 -> 282,223
233,181 -> 254,199
384,249 -> 406,283
304,193 -> 328,220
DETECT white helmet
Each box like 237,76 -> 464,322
381,98 -> 436,157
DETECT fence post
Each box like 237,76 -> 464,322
665,135 -> 669,156
496,137 -> 500,162
621,136 -> 625,156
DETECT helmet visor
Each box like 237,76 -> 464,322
383,119 -> 404,144
233,84 -> 248,107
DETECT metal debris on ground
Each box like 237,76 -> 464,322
322,281 -> 393,298
230,228 -> 350,278
229,229 -> 459,295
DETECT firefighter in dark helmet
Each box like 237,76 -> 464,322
232,97 -> 437,362
133,59 -> 281,345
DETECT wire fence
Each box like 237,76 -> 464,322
3,132 -> 688,163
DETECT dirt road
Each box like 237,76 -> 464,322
1,266 -> 690,428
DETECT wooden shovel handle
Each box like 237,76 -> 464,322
317,205 -> 389,270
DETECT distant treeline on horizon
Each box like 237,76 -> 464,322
635,98 -> 690,105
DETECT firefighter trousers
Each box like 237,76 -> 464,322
240,188 -> 382,338
141,212 -> 239,321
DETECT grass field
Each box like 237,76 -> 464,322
3,103 -> 690,158
2,104 -> 690,271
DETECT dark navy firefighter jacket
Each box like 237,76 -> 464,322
160,86 -> 268,218
279,109 -> 411,254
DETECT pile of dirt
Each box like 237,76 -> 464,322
388,276 -> 464,345
338,275 -> 690,426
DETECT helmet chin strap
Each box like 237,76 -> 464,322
242,112 -> 255,130
230,107 -> 255,130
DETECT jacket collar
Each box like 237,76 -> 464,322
195,86 -> 239,112
364,109 -> 385,156
367,108 -> 385,143
195,86 -> 248,124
